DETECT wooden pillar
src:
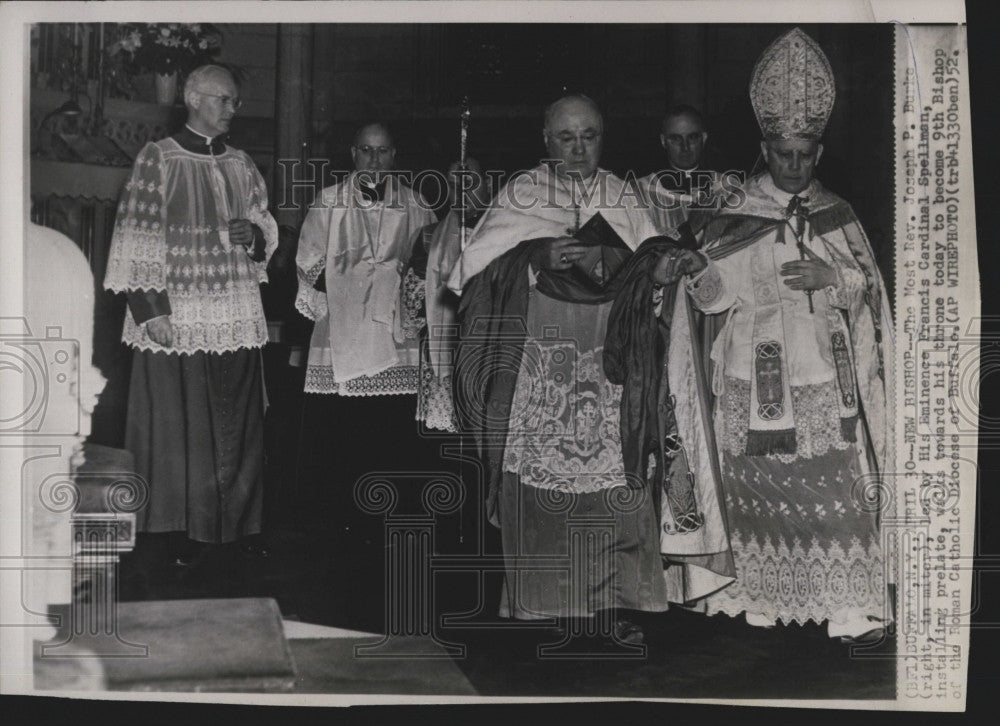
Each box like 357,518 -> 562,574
273,24 -> 314,228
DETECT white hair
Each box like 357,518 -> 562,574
183,65 -> 235,99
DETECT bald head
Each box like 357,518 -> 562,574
353,123 -> 393,148
542,95 -> 604,178
543,95 -> 603,134
351,123 -> 396,172
183,65 -> 239,138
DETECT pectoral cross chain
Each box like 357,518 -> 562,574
787,195 -> 814,314
565,189 -> 580,236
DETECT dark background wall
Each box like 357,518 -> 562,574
31,21 -> 896,302
292,23 -> 893,287
177,22 -> 893,284
31,23 -> 894,448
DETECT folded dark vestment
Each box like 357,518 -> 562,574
567,212 -> 631,290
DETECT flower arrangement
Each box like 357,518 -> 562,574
108,23 -> 223,76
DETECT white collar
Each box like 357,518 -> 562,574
184,124 -> 218,146
760,173 -> 816,207
348,171 -> 397,205
543,163 -> 604,192
351,170 -> 391,186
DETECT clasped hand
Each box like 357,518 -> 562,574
531,237 -> 587,271
228,218 -> 255,248
146,316 -> 173,347
651,248 -> 707,286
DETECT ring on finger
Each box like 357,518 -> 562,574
559,253 -> 568,264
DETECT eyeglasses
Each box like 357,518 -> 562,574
195,91 -> 243,110
354,145 -> 394,156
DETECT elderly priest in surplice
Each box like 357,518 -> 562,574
104,65 -> 278,564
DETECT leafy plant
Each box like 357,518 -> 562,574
107,23 -> 223,76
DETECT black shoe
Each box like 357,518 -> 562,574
838,627 -> 886,645
242,540 -> 270,559
613,619 -> 645,645
171,539 -> 208,567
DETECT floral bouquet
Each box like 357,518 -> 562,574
108,23 -> 223,76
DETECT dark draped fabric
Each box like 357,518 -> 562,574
603,230 -> 698,504
126,348 -> 264,543
603,207 -> 865,500
603,229 -> 737,582
604,238 -> 679,504
453,237 -> 643,526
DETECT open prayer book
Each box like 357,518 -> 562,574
567,212 -> 632,290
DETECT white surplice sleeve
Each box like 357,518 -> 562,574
294,196 -> 332,321
685,251 -> 738,315
103,142 -> 168,293
818,232 -> 869,311
242,151 -> 279,282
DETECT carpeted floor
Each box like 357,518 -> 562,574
111,530 -> 896,699
94,350 -> 895,700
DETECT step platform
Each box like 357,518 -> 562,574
38,597 -> 297,692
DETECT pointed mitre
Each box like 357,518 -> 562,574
750,28 -> 835,140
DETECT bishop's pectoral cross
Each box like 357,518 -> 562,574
786,194 -> 815,313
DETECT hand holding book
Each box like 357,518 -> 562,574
530,237 -> 588,271
565,212 -> 631,289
